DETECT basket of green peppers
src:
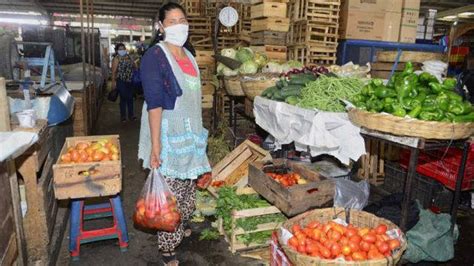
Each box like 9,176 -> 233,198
348,62 -> 474,139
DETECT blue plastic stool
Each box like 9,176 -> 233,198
69,195 -> 129,260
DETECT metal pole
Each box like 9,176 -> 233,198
451,141 -> 469,228
80,0 -> 86,90
400,147 -> 419,231
91,0 -> 95,89
86,0 -> 91,86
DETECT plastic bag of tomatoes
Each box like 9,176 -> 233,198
133,168 -> 181,232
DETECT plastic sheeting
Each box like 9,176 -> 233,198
0,131 -> 38,162
253,96 -> 365,165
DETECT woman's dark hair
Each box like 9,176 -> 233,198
148,2 -> 195,56
114,43 -> 126,54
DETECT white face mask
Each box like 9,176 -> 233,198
118,50 -> 127,56
163,24 -> 189,47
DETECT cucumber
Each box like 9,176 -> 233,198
281,85 -> 303,91
285,96 -> 300,105
272,90 -> 285,101
261,86 -> 277,97
280,88 -> 302,98
289,78 -> 313,86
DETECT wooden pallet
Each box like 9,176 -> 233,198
286,20 -> 338,47
244,98 -> 254,118
180,0 -> 205,16
250,45 -> 287,62
250,31 -> 287,46
202,94 -> 214,109
202,80 -> 216,96
199,64 -> 215,81
188,17 -> 211,34
288,0 -> 341,23
208,139 -> 270,197
370,62 -> 422,79
251,17 -> 290,32
251,2 -> 287,19
195,50 -> 215,65
358,139 -> 401,186
191,35 -> 213,51
288,45 -> 337,65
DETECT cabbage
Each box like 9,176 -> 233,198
235,47 -> 254,63
262,61 -> 282,73
217,63 -> 226,75
223,67 -> 239,76
221,48 -> 236,59
254,52 -> 268,68
239,61 -> 259,74
281,60 -> 304,73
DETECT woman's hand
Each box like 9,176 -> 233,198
150,144 -> 161,168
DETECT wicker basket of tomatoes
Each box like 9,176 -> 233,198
278,208 -> 407,265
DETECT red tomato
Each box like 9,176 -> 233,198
362,233 -> 377,243
358,227 -> 370,236
329,230 -> 342,242
360,241 -> 371,252
341,245 -> 352,256
339,237 -> 349,246
311,228 -> 322,241
352,251 -> 367,261
345,228 -> 358,238
306,242 -> 319,253
375,224 -> 388,235
297,245 -> 306,254
345,255 -> 353,261
377,242 -> 390,254
330,243 -> 342,257
348,241 -> 360,252
309,251 -> 320,257
303,228 -> 313,237
319,246 -> 331,258
292,224 -> 302,233
368,249 -> 384,260
324,240 -> 335,249
388,239 -> 401,250
349,235 -> 362,244
288,237 -> 298,248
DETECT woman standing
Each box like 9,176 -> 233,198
137,3 -> 211,265
111,43 -> 137,122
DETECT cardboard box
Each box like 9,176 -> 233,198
343,0 -> 402,13
399,0 -> 420,43
340,11 -> 401,42
416,31 -> 425,39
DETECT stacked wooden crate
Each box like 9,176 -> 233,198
287,0 -> 341,65
249,0 -> 289,62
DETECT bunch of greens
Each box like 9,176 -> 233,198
352,62 -> 474,122
236,213 -> 286,231
216,187 -> 271,233
298,75 -> 365,112
236,231 -> 273,246
199,229 -> 220,241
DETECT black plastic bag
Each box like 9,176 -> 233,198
107,88 -> 119,102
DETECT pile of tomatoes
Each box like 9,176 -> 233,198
266,172 -> 307,187
287,221 -> 402,261
133,192 -> 181,232
60,139 -> 119,164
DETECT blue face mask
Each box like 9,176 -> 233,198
118,50 -> 127,56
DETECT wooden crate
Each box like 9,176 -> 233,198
199,64 -> 215,81
250,31 -> 287,46
13,121 -> 68,264
358,139 -> 400,186
188,17 -> 211,34
286,20 -> 338,47
288,0 -> 341,23
370,62 -> 423,79
180,0 -> 205,16
191,35 -> 213,51
249,159 -> 334,216
244,98 -> 254,118
288,45 -> 337,65
70,89 -> 88,136
202,80 -> 215,96
251,17 -> 290,32
250,45 -> 287,62
202,94 -> 213,109
208,140 -> 270,197
195,50 -> 215,65
251,2 -> 287,19
52,135 -> 122,200
251,0 -> 289,4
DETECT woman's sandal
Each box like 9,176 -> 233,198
162,251 -> 179,266
184,227 -> 192,238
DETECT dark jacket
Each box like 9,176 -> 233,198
140,45 -> 183,110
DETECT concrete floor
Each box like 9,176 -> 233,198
56,98 -> 474,266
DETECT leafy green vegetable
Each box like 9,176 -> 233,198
236,231 -> 273,246
199,229 -> 220,241
236,213 -> 286,231
221,48 -> 236,59
239,61 -> 259,74
236,47 -> 254,63
298,75 -> 365,112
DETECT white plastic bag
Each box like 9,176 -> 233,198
334,179 -> 370,210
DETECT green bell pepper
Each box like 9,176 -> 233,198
419,72 -> 439,85
452,112 -> 474,123
436,93 -> 450,111
371,79 -> 384,87
408,105 -> 422,118
445,91 -> 463,102
374,86 -> 396,98
383,98 -> 396,113
391,104 -> 407,117
429,82 -> 444,94
419,110 -> 445,121
418,86 -> 431,95
444,112 -> 456,122
361,85 -> 374,96
366,97 -> 384,112
442,78 -> 457,90
352,94 -> 366,104
448,100 -> 472,115
403,61 -> 414,75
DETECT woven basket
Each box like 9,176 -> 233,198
278,208 -> 407,266
348,108 -> 474,140
240,74 -> 278,100
224,75 -> 245,96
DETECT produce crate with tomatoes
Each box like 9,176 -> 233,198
52,135 -> 122,200
215,187 -> 287,253
278,208 -> 407,265
249,159 -> 334,216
